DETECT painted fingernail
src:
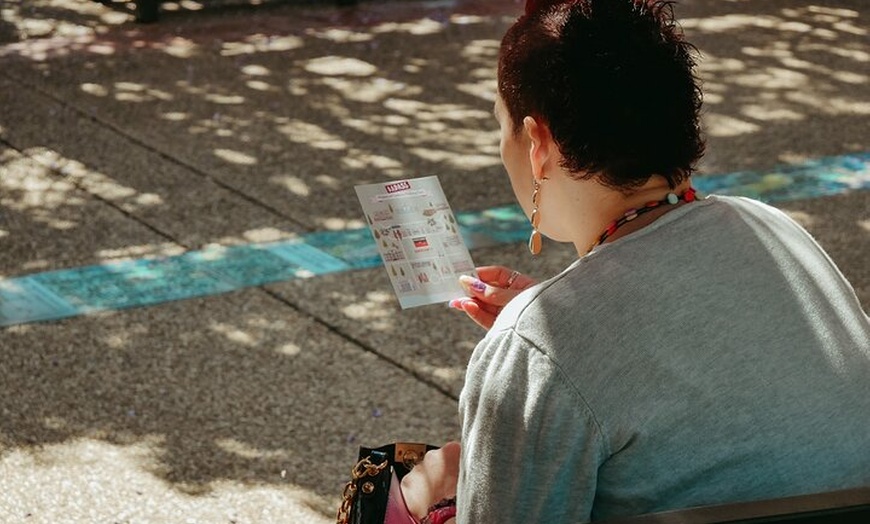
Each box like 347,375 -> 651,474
470,279 -> 486,293
448,299 -> 463,309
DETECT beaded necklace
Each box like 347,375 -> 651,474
586,187 -> 698,254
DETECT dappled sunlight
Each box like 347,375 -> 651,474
210,321 -> 259,347
161,36 -> 198,58
421,364 -> 465,382
784,91 -> 870,116
269,175 -> 311,197
240,63 -> 270,76
1,0 -> 863,256
0,0 -> 122,39
160,110 -> 190,121
244,78 -> 275,92
213,147 -> 258,165
305,27 -> 373,44
731,67 -> 809,90
339,290 -> 397,331
215,438 -> 289,460
318,216 -> 367,230
0,151 -> 86,230
0,437 -> 333,523
456,77 -> 498,102
402,57 -> 428,74
277,119 -> 348,150
304,55 -> 377,76
1,34 -> 108,61
80,82 -> 109,96
161,1 -> 206,14
96,243 -> 187,263
704,113 -> 762,137
0,142 -> 204,277
204,92 -> 246,104
275,342 -> 302,356
461,38 -> 500,62
683,14 -> 815,34
410,146 -> 500,170
686,2 -> 870,161
114,81 -> 174,102
739,104 -> 804,123
20,259 -> 52,272
371,17 -> 445,36
383,99 -> 491,122
2,0 -> 522,229
78,80 -> 174,102
321,76 -> 416,103
26,148 -> 158,209
340,150 -> 403,174
220,34 -> 304,56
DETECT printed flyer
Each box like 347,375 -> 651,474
355,176 -> 476,309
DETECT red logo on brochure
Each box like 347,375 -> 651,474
385,181 -> 412,194
413,237 -> 429,249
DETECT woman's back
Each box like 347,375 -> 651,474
458,195 -> 870,522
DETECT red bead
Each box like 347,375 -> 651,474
685,188 -> 696,202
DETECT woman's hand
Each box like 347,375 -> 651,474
449,266 -> 538,330
400,441 -> 460,522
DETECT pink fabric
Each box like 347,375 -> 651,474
423,503 -> 457,524
385,472 -> 418,524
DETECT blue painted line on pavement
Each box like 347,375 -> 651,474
1,152 -> 868,327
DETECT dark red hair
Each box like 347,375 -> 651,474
524,0 -> 565,15
499,0 -> 705,190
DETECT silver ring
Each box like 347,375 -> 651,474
506,270 -> 521,287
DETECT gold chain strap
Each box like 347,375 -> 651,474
336,456 -> 390,524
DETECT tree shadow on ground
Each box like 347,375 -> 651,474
0,287 -> 461,514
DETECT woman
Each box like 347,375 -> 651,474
427,0 -> 870,522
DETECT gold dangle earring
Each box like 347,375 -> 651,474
529,179 -> 542,255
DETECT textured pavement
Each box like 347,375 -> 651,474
0,0 -> 868,522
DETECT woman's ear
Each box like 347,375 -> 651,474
523,116 -> 554,181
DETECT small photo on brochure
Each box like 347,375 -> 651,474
355,176 -> 477,309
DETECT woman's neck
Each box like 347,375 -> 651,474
569,177 -> 694,256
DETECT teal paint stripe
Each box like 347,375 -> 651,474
693,152 -> 870,202
1,152 -> 868,328
1,241 -> 351,327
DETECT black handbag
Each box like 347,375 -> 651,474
337,442 -> 437,524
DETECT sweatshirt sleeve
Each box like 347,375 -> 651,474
457,328 -> 608,524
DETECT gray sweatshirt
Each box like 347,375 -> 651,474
458,195 -> 870,523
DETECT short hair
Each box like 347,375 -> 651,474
498,0 -> 705,190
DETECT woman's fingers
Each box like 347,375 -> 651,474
458,275 -> 523,308
475,265 -> 537,290
449,298 -> 498,330
449,266 -> 538,330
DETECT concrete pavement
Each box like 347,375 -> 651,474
1,0 -> 867,522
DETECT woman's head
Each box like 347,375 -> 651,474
498,0 -> 704,191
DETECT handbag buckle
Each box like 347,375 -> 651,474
395,442 -> 428,469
